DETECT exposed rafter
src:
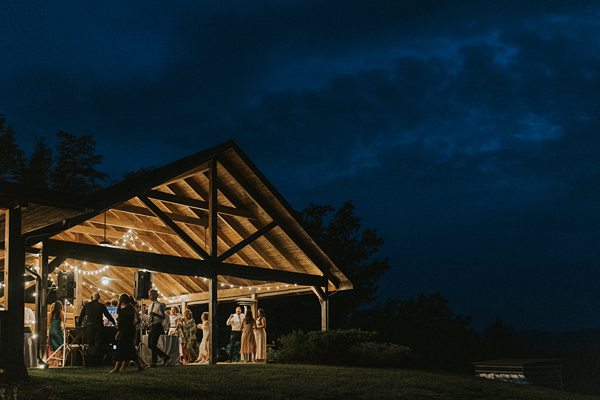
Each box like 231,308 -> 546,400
138,196 -> 211,260
43,240 -> 327,287
147,189 -> 256,220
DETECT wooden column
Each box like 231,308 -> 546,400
4,205 -> 28,379
320,298 -> 329,331
250,292 -> 257,319
208,158 -> 219,364
74,272 -> 83,317
312,286 -> 329,332
37,249 -> 49,360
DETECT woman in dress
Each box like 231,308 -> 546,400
109,293 -> 143,373
177,309 -> 197,364
254,308 -> 267,362
48,301 -> 64,357
195,312 -> 210,363
168,306 -> 181,335
240,310 -> 256,363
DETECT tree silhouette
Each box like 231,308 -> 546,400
22,138 -> 53,188
0,114 -> 25,182
51,131 -> 108,193
300,201 -> 390,327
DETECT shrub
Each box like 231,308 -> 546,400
271,329 -> 420,368
348,341 -> 420,368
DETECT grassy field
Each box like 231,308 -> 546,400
1,364 -> 596,400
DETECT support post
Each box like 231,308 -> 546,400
250,292 -> 257,320
74,272 -> 83,318
208,158 -> 219,365
320,297 -> 329,332
37,249 -> 49,359
4,205 -> 28,379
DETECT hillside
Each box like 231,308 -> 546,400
7,364 -> 596,400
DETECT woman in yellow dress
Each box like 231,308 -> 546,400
240,310 -> 256,362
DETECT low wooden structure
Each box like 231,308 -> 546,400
473,359 -> 563,390
0,140 -> 352,378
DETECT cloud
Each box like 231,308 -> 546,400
1,1 -> 600,329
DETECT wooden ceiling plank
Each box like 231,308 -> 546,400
183,176 -> 279,268
112,203 -> 208,227
147,189 -> 256,220
218,221 -> 278,262
214,162 -> 333,280
139,196 -> 210,260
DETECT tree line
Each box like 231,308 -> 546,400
0,114 -> 107,193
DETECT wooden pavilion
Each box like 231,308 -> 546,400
0,140 -> 352,378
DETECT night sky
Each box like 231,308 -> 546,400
1,1 -> 599,331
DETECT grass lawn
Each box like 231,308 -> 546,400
1,364 -> 596,400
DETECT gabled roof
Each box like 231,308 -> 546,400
1,141 -> 351,303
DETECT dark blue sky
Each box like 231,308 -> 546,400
1,1 -> 599,331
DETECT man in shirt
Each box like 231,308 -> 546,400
147,289 -> 170,367
79,292 -> 115,364
24,306 -> 36,334
226,306 -> 244,362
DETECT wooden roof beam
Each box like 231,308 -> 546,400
138,196 -> 210,260
182,177 -> 288,282
43,240 -> 327,287
218,221 -> 277,262
168,285 -> 313,305
112,204 -> 208,227
147,190 -> 256,220
217,158 -> 341,287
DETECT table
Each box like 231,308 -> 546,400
24,333 -> 37,368
139,335 -> 180,366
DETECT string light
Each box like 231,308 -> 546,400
82,281 -> 119,297
66,261 -> 109,276
36,228 -> 302,302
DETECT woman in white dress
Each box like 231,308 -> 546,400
168,306 -> 181,335
195,312 -> 210,363
254,308 -> 267,362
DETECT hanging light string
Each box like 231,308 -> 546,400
62,229 -> 155,276
82,281 -> 120,298
36,228 -> 299,303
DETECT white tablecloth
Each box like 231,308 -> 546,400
24,333 -> 37,368
139,335 -> 180,366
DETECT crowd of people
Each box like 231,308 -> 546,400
47,289 -> 268,371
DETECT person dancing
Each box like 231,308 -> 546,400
240,310 -> 256,363
177,309 -> 197,364
226,306 -> 244,362
109,294 -> 143,373
147,289 -> 170,367
195,312 -> 210,363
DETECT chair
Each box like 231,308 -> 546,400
65,328 -> 88,366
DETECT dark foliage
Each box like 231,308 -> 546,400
299,201 -> 390,327
50,131 -> 108,193
351,292 -> 479,371
480,317 -> 523,360
21,138 -> 53,188
0,114 -> 25,182
122,166 -> 157,181
271,329 -> 419,368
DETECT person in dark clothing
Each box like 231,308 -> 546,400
109,293 -> 143,373
79,292 -> 116,364
147,289 -> 170,367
